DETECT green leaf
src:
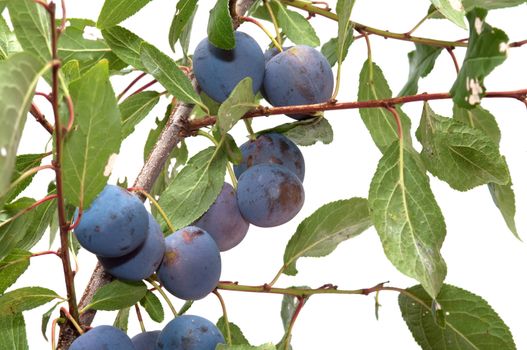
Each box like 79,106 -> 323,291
453,104 -> 501,145
489,182 -> 519,239
223,133 -> 243,164
0,249 -> 31,294
61,59 -> 81,83
113,307 -> 130,332
178,7 -> 196,59
463,0 -> 526,11
0,53 -> 44,198
284,118 -> 333,146
450,9 -> 509,108
140,291 -> 164,323
399,44 -> 442,97
217,78 -> 257,134
207,0 -> 234,50
7,0 -> 51,65
159,146 -> 227,231
429,0 -> 466,28
416,103 -> 509,191
0,313 -> 28,350
217,344 -> 277,350
41,302 -> 60,341
275,2 -> 319,47
336,0 -> 356,66
321,28 -> 354,67
399,284 -> 516,350
283,198 -> 372,276
0,14 -> 21,60
1,153 -> 47,205
357,60 -> 412,153
15,191 -> 56,251
97,0 -> 152,29
0,287 -> 61,315
62,60 -> 121,208
102,26 -> 146,71
0,198 -> 35,260
120,91 -> 160,139
140,42 -> 202,105
169,0 -> 198,52
216,316 -> 250,345
89,280 -> 147,311
369,141 -> 447,298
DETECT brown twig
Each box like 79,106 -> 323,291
446,47 -> 460,74
117,72 -> 147,101
30,104 -> 54,134
510,39 -> 527,48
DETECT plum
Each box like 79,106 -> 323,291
98,213 -> 165,281
74,184 -> 148,257
193,31 -> 265,102
132,331 -> 161,349
237,164 -> 304,227
263,45 -> 334,120
193,183 -> 249,251
157,226 -> 221,300
233,133 -> 305,181
156,315 -> 225,350
69,325 -> 134,350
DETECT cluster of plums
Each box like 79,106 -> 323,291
70,315 -> 225,349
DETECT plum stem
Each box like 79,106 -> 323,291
283,296 -> 305,350
213,290 -> 232,345
405,9 -> 438,37
147,278 -> 179,318
134,303 -> 147,333
128,187 -> 176,233
118,72 -> 148,101
264,0 -> 282,47
240,16 -> 283,52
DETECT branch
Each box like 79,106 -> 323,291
30,103 -> 54,134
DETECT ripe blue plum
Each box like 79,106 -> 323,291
237,164 -> 305,227
263,45 -> 334,120
193,183 -> 249,251
156,315 -> 225,350
69,325 -> 134,350
132,331 -> 161,349
233,133 -> 305,181
157,226 -> 221,300
98,213 -> 165,281
193,31 -> 265,102
74,185 -> 148,257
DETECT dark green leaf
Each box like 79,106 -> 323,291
216,316 -> 250,345
0,53 -> 44,198
140,291 -> 164,323
217,345 -> 277,350
0,198 -> 36,260
321,28 -> 353,67
224,133 -> 243,164
178,7 -> 196,59
16,191 -> 56,251
399,284 -> 516,350
275,2 -> 319,47
158,146 -> 227,231
97,0 -> 152,29
113,307 -> 130,332
453,104 -> 501,144
489,182 -> 519,239
429,0 -> 466,28
120,91 -> 160,139
369,141 -> 447,298
0,249 -> 31,294
416,103 -> 509,191
1,153 -> 47,205
89,280 -> 147,311
41,302 -> 60,341
399,44 -> 442,96
62,60 -> 121,208
336,0 -> 356,65
283,198 -> 371,276
0,313 -> 28,350
463,0 -> 526,11
0,287 -> 61,315
284,118 -> 333,146
169,0 -> 198,52
217,78 -> 257,134
207,0 -> 234,50
450,9 -> 509,108
102,26 -> 146,71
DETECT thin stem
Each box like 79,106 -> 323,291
510,39 -> 527,48
197,131 -> 238,187
64,95 -> 75,132
129,79 -> 158,97
0,194 -> 58,229
267,265 -> 285,288
213,290 -> 232,345
30,104 -> 54,134
51,318 -> 59,350
178,300 -> 194,315
60,308 -> 83,335
385,106 -> 402,140
405,10 -> 437,36
241,16 -> 282,51
58,0 -> 67,34
243,119 -> 256,139
147,278 -> 178,318
134,304 -> 146,333
264,0 -> 282,47
35,91 -> 53,103
32,250 -> 60,258
446,48 -> 460,74
128,187 -> 175,233
0,164 -> 55,198
283,297 -> 305,350
118,72 -> 147,101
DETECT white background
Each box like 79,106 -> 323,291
10,0 -> 527,349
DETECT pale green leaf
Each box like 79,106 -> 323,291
217,344 -> 277,350
283,198 -> 371,276
463,0 -> 526,11
0,249 -> 31,294
113,307 -> 130,332
217,316 -> 250,345
399,43 -> 442,97
400,284 -> 516,350
284,118 -> 333,146
489,182 -> 518,239
336,0 -> 355,65
97,0 -> 152,29
321,28 -> 353,67
453,104 -> 501,145
102,26 -> 146,71
0,287 -> 61,315
61,59 -> 81,83
0,14 -> 20,60
41,302 -> 60,341
15,191 -> 56,251
178,7 -> 196,58
369,141 -> 447,298
89,280 -> 147,311
0,198 -> 36,261
429,0 -> 466,28
0,313 -> 28,350
1,153 -> 47,206
169,0 -> 198,52
140,291 -> 164,323
217,78 -> 257,134
275,2 -> 319,47
207,0 -> 234,50
120,91 -> 160,139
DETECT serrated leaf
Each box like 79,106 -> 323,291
140,291 -> 163,323
217,344 -> 277,350
399,284 -> 516,350
0,14 -> 21,60
140,42 -> 201,106
217,316 -> 250,345
369,141 -> 447,298
102,26 -> 146,71
0,198 -> 36,261
19,193 -> 56,251
453,104 -> 501,145
0,53 -> 45,199
7,0 -> 51,65
113,307 -> 130,332
158,146 -> 227,231
217,78 -> 257,134
429,0 -> 466,28
489,182 -> 518,239
207,0 -> 234,50
0,313 -> 28,350
336,0 -> 355,65
97,0 -> 152,29
450,9 -> 509,108
416,103 -> 509,191
0,287 -> 61,315
283,198 -> 371,276
399,43 -> 442,97
0,249 -> 31,294
120,91 -> 160,139
41,302 -> 60,342
89,280 -> 147,311
1,153 -> 47,205
284,118 -> 333,146
169,0 -> 198,52
321,28 -> 353,67
178,7 -> 196,59
62,60 -> 121,208
463,0 -> 526,11
357,60 -> 412,153
275,2 -> 319,47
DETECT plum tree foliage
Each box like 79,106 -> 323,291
0,0 -> 525,349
